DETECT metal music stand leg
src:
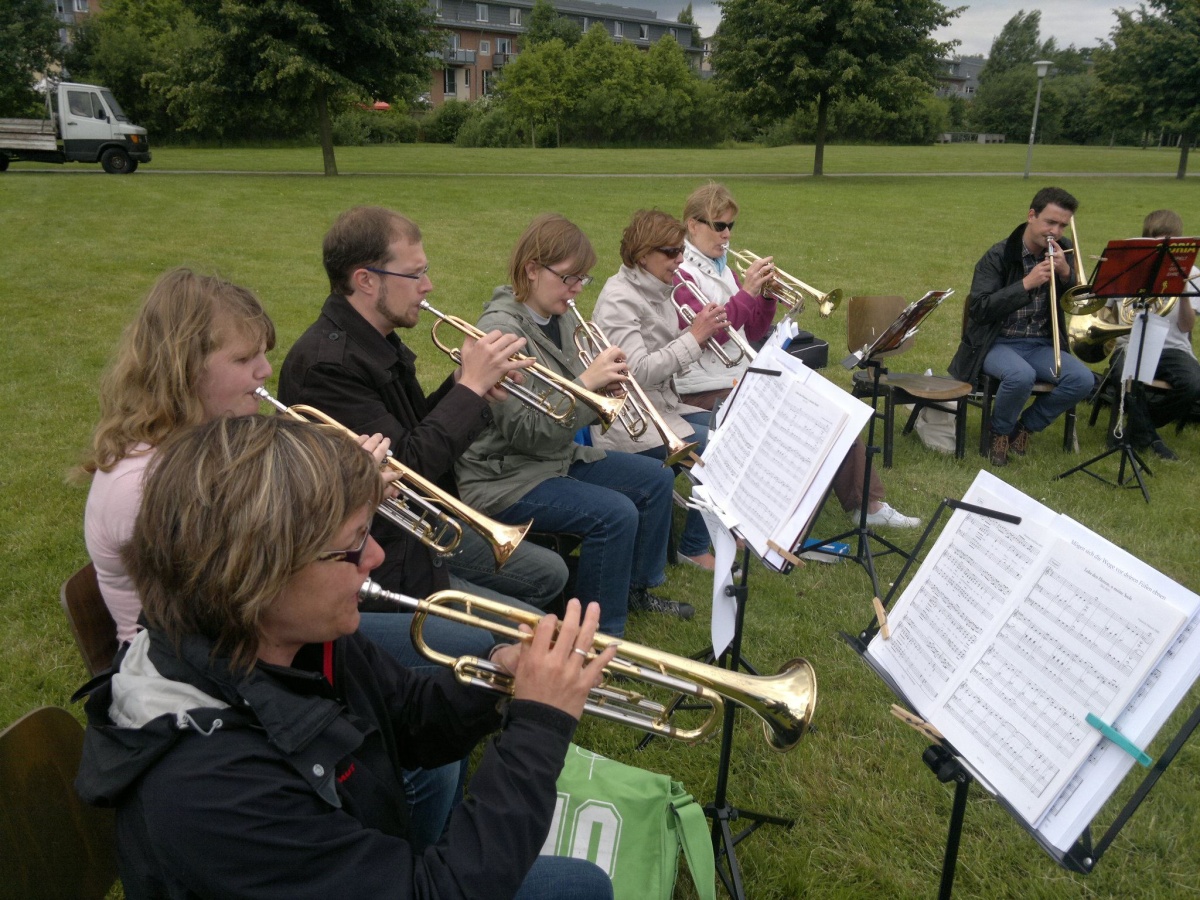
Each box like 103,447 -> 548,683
703,546 -> 794,900
923,744 -> 973,900
805,357 -> 911,595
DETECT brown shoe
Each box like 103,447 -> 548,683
1009,422 -> 1032,456
989,433 -> 1009,467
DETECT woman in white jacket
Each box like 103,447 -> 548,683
592,209 -> 730,570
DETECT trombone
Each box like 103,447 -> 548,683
421,300 -> 625,432
256,388 -> 531,568
726,248 -> 843,318
359,579 -> 817,751
670,281 -> 757,367
564,299 -> 700,467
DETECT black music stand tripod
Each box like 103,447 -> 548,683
802,291 -> 954,593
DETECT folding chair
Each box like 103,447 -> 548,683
60,562 -> 119,677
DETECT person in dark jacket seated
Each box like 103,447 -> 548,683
75,414 -> 615,900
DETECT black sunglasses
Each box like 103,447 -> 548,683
316,529 -> 371,566
697,218 -> 735,233
655,246 -> 685,258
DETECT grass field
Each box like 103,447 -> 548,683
3,144 -> 1200,898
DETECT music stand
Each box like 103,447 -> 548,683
804,290 -> 953,595
1056,237 -> 1200,500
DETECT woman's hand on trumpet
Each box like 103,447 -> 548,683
457,329 -> 533,402
687,302 -> 729,344
741,254 -> 776,299
492,598 -> 619,721
355,432 -> 401,500
579,344 -> 630,394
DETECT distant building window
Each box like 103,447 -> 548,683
510,7 -> 521,26
582,17 -> 589,30
480,40 -> 490,54
614,21 -> 622,37
464,69 -> 471,88
669,27 -> 676,40
74,0 -> 88,10
639,24 -> 648,40
476,4 -> 487,22
56,1 -> 66,13
444,69 -> 456,95
448,33 -> 459,50
965,86 -> 975,94
433,0 -> 441,12
483,70 -> 494,95
497,38 -> 512,54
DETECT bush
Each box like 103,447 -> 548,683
454,103 -> 527,148
417,99 -> 474,143
331,108 -> 418,146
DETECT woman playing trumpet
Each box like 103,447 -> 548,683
673,183 -> 920,529
592,209 -> 725,571
456,214 -> 687,637
76,414 -> 615,900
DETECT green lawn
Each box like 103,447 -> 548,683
3,145 -> 1199,898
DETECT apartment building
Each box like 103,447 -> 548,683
429,0 -> 701,105
49,0 -> 99,45
935,55 -> 986,99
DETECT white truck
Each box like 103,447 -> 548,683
0,81 -> 150,174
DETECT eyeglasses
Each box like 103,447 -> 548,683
316,529 -> 371,566
541,263 -> 593,288
697,219 -> 735,233
655,246 -> 685,258
365,265 -> 430,281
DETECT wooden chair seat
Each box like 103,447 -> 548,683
0,707 -> 118,900
974,374 -> 1078,456
60,562 -> 119,677
847,296 -> 970,466
1087,374 -> 1173,427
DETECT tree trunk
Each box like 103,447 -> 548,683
812,91 -> 829,177
1178,134 -> 1192,180
316,83 -> 338,176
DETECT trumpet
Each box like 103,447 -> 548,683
256,388 -> 531,568
359,579 -> 817,750
564,299 -> 700,467
671,281 -> 757,367
726,248 -> 842,318
421,300 -> 625,432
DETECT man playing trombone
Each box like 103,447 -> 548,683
950,187 -> 1093,467
279,206 -> 570,655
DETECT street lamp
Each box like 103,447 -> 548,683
1023,60 -> 1054,179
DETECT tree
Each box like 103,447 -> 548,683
713,0 -> 957,175
181,0 -> 441,174
977,10 -> 1050,85
676,3 -> 700,47
0,0 -> 62,117
497,38 -> 572,146
1094,0 -> 1200,178
524,0 -> 582,49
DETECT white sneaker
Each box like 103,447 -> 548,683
864,503 -> 921,529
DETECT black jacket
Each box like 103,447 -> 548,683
75,628 -> 577,900
278,294 -> 494,599
949,224 -> 1076,386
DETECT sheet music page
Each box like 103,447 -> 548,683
697,346 -> 856,558
1035,517 -> 1200,850
868,471 -> 1190,826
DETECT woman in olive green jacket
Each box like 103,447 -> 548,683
456,214 -> 687,637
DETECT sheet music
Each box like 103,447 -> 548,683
868,471 -> 1192,833
697,345 -> 869,564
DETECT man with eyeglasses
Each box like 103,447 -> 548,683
279,206 -> 571,661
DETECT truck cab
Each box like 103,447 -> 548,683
0,82 -> 150,174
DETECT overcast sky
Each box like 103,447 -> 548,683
639,2 -> 1125,57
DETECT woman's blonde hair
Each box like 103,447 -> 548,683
509,213 -> 596,301
81,268 -> 275,474
620,209 -> 686,269
126,415 -> 383,672
682,182 -> 739,229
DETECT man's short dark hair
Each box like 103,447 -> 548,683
1030,187 -> 1078,216
323,206 -> 421,296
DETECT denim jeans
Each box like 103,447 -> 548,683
494,452 -> 675,637
514,856 -> 613,900
983,337 -> 1093,437
442,525 -> 569,610
640,410 -> 711,557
